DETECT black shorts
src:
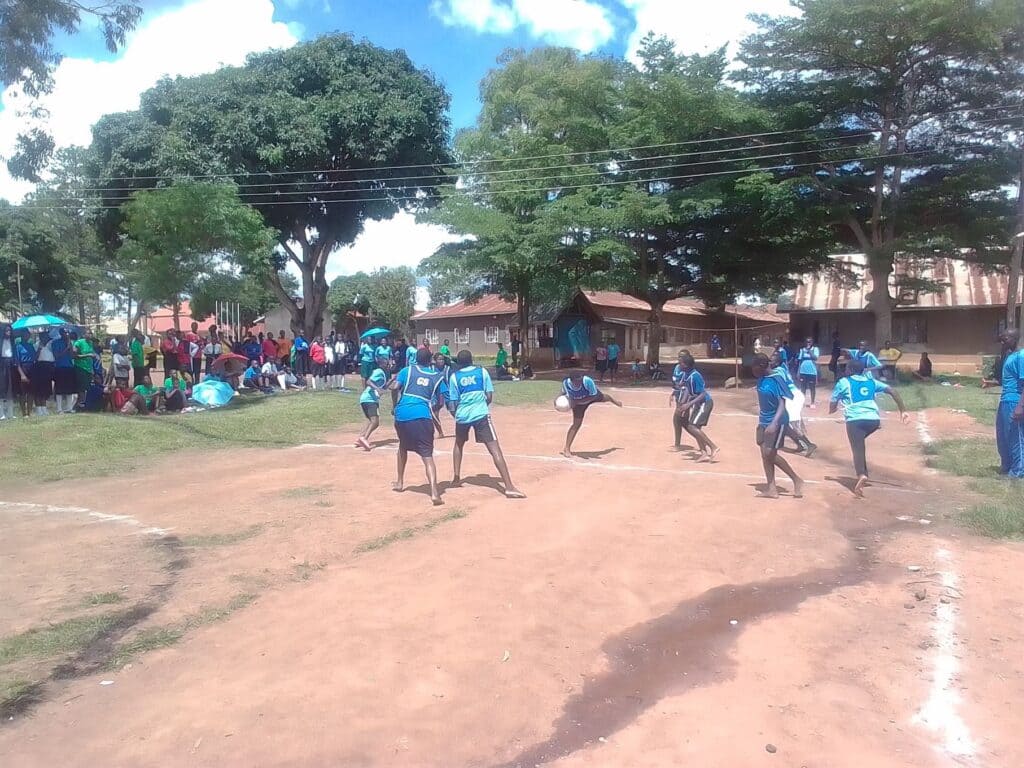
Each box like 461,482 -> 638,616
799,373 -> 817,386
689,398 -> 713,427
595,359 -> 608,373
571,391 -> 605,420
361,402 -> 379,418
608,359 -> 619,372
395,418 -> 435,457
455,416 -> 498,444
756,422 -> 787,450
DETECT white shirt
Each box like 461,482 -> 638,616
113,352 -> 131,376
324,344 -> 335,364
334,340 -> 346,357
36,342 -> 55,362
1,339 -> 12,358
261,362 -> 278,376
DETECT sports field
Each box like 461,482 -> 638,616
2,384 -> 1023,767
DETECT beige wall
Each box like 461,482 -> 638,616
414,314 -> 516,358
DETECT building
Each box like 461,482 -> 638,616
778,253 -> 1023,369
412,290 -> 786,365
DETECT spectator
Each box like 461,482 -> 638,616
495,342 -> 508,371
293,332 -> 310,376
161,330 -> 180,374
163,369 -> 187,412
111,341 -> 132,388
440,339 -> 450,359
13,331 -> 34,418
70,330 -> 97,406
845,340 -> 883,378
185,321 -> 204,383
511,333 -> 521,367
129,374 -> 160,414
30,329 -> 55,416
0,324 -> 15,420
594,342 -> 608,382
203,333 -> 222,376
828,331 -> 842,381
607,339 -> 621,382
878,340 -> 902,381
277,330 -> 291,366
242,359 -> 262,391
632,358 -> 643,383
375,336 -> 393,366
51,327 -> 77,414
242,334 -> 262,364
81,373 -> 108,413
710,334 -> 723,358
912,352 -> 933,382
309,336 -> 326,389
130,330 -> 147,387
261,333 -> 278,369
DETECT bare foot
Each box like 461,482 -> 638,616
391,482 -> 404,493
357,437 -> 371,451
561,450 -> 573,459
853,475 -> 868,498
792,478 -> 805,498
504,488 -> 527,499
431,496 -> 444,506
451,477 -> 463,488
706,447 -> 719,463
759,486 -> 780,499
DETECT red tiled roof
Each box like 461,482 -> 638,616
415,295 -> 518,320
145,300 -> 217,333
788,254 -> 1021,311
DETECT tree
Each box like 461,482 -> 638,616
88,34 -> 451,337
0,1 -> 143,180
190,270 -> 298,329
118,183 -> 275,330
328,268 -> 416,334
738,0 -> 1010,342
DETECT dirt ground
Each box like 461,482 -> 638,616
1,385 -> 1023,767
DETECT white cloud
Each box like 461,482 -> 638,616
432,0 -> 615,52
0,0 -> 299,202
622,0 -> 797,63
284,211 -> 466,310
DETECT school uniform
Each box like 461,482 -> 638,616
358,343 -> 376,379
31,339 -> 55,401
677,368 -> 714,427
796,346 -> 819,390
846,349 -> 881,377
0,335 -> 14,407
292,336 -> 310,375
394,364 -> 447,457
359,368 -> 388,418
772,364 -> 804,423
756,375 -> 791,449
14,340 -> 36,397
448,365 -> 497,443
996,349 -> 1024,477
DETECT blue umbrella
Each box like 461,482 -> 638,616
12,314 -> 67,331
360,327 -> 391,339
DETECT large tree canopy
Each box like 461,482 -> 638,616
737,0 -> 1014,342
88,34 -> 452,336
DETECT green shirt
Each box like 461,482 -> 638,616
72,339 -> 94,372
164,377 -> 187,392
130,338 -> 144,367
496,349 -> 508,367
134,384 -> 158,405
439,345 -> 450,356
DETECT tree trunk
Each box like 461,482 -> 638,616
1007,147 -> 1024,329
172,298 -> 181,332
866,253 -> 895,346
128,301 -> 146,335
516,288 -> 530,359
646,301 -> 664,367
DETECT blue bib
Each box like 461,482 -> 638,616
454,367 -> 486,395
402,365 -> 444,403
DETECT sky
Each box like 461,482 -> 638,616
0,0 -> 796,306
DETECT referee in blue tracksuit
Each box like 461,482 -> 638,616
996,328 -> 1024,478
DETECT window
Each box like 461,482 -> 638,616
485,326 -> 499,343
424,328 -> 439,345
454,327 -> 470,345
892,314 -> 927,344
600,328 -> 617,345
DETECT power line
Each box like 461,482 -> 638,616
23,147 -> 975,212
67,102 -> 1024,185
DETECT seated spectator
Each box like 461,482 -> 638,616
126,374 -> 160,415
80,374 -> 108,413
242,360 -> 262,391
164,369 -> 188,412
277,365 -> 304,390
107,381 -> 132,413
493,364 -> 514,381
912,352 -> 933,382
261,359 -> 279,388
878,340 -> 902,381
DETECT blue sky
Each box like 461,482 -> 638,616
0,0 -> 795,292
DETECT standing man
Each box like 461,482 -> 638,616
709,334 -> 723,359
277,330 -> 291,366
129,330 -> 147,388
751,353 -> 804,499
448,350 -> 525,498
390,347 -> 448,505
593,342 -> 608,382
878,340 -> 903,382
511,332 -> 522,368
830,358 -> 910,496
607,338 -> 621,382
495,342 -> 508,372
828,331 -> 842,381
996,328 -> 1024,478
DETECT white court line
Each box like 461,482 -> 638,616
0,500 -> 171,536
911,547 -> 976,760
916,411 -> 935,445
296,443 -> 931,494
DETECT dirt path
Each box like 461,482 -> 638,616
1,387 -> 1022,767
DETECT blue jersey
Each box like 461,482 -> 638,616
796,346 -> 819,377
394,364 -> 446,422
771,364 -> 797,394
15,341 -> 35,366
563,376 -> 598,400
847,348 -> 881,374
293,336 -> 309,352
675,368 -> 711,404
757,375 -> 790,426
448,366 -> 494,424
359,368 -> 388,405
1000,349 -> 1024,405
375,345 -> 392,362
359,343 -> 376,363
607,343 -> 621,361
831,374 -> 890,421
405,345 -> 417,367
776,346 -> 789,363
51,338 -> 74,369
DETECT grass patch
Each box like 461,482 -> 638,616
0,392 -> 362,484
292,560 -> 326,581
884,376 -> 998,425
313,500 -> 334,508
924,437 -> 1024,539
180,524 -> 262,548
280,486 -> 324,499
0,612 -> 125,666
0,678 -> 45,719
492,380 -> 559,408
353,509 -> 467,554
83,592 -> 124,607
107,593 -> 257,669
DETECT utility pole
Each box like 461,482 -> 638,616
16,261 -> 23,315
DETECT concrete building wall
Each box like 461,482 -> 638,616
414,314 -> 516,358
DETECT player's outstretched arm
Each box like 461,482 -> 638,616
886,388 -> 910,424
